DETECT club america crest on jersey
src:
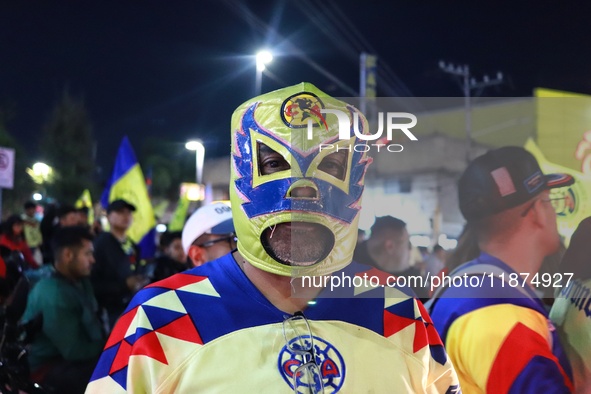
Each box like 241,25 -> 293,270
277,335 -> 345,393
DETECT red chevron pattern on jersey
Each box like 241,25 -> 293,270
487,322 -> 574,393
384,296 -> 447,365
91,273 -> 212,389
144,272 -> 209,290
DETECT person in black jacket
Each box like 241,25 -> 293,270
91,199 -> 149,330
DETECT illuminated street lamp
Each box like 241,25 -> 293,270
255,50 -> 273,95
185,140 -> 205,184
26,162 -> 54,184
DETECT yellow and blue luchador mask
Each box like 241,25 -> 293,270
230,82 -> 372,277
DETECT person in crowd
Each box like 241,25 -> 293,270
0,214 -> 38,269
418,245 -> 430,263
21,201 -> 43,265
444,225 -> 480,273
87,83 -> 459,393
40,203 -> 58,264
429,227 -> 481,297
424,244 -> 446,278
354,215 -> 428,300
57,204 -> 80,228
428,146 -> 575,392
91,199 -> 149,330
22,226 -> 105,394
151,231 -> 188,282
39,204 -> 79,266
181,201 -> 235,268
77,206 -> 91,227
550,217 -> 591,393
92,217 -> 104,236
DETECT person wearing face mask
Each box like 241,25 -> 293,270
86,83 -> 459,393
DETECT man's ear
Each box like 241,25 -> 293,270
187,245 -> 206,268
61,248 -> 73,264
531,199 -> 548,229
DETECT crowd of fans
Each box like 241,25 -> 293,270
0,187 -> 584,393
0,182 -> 585,392
0,83 -> 588,393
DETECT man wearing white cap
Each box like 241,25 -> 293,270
181,202 -> 236,267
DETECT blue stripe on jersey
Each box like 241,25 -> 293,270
173,254 -> 393,343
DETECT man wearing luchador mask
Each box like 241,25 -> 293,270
86,83 -> 460,393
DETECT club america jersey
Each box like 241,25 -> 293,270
86,253 -> 460,393
429,253 -> 573,393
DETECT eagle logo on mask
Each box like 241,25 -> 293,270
281,92 -> 327,129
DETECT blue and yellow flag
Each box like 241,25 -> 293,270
75,189 -> 94,225
168,195 -> 190,232
101,136 -> 156,258
152,200 -> 170,221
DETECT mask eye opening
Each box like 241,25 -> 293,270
257,142 -> 291,176
317,150 -> 348,181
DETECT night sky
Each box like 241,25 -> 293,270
3,1 -> 591,172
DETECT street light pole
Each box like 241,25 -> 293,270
255,50 -> 273,96
255,68 -> 262,97
439,61 -> 503,162
185,140 -> 205,184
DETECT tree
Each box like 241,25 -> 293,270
40,90 -> 97,203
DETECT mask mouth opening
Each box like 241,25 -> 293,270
260,222 -> 335,267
